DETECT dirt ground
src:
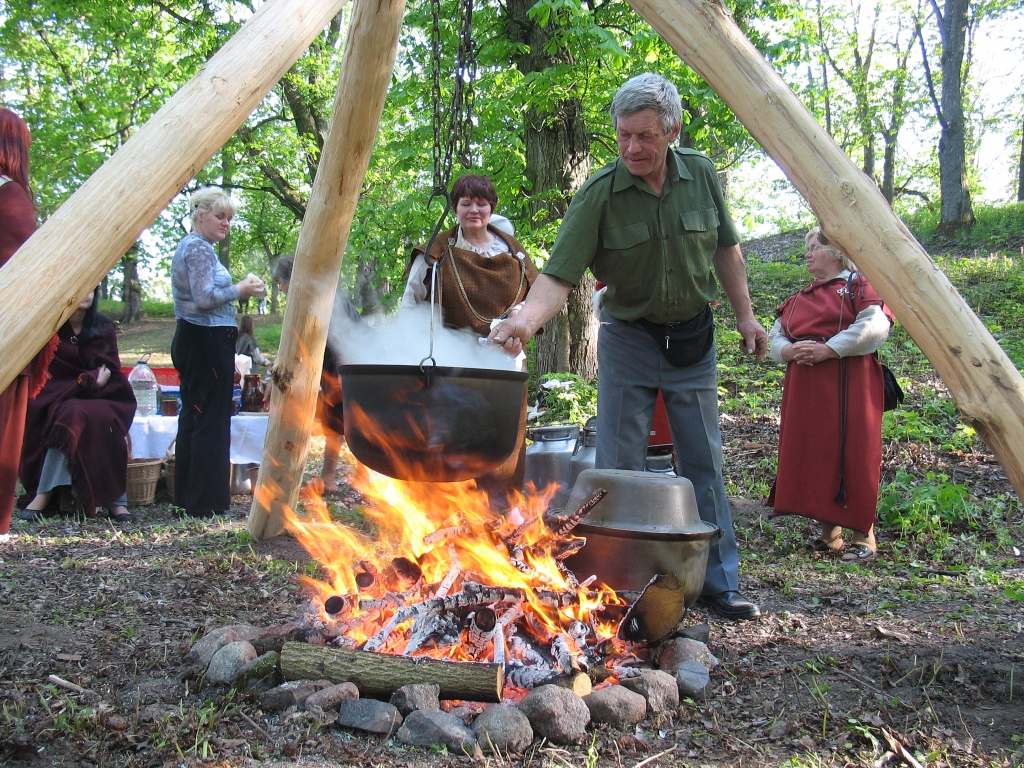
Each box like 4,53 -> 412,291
2,438 -> 1022,768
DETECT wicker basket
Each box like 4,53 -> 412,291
126,434 -> 162,506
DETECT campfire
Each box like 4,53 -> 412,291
272,455 -> 647,700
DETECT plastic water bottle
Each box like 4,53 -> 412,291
128,358 -> 159,417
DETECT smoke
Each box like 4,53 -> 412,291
327,292 -> 518,371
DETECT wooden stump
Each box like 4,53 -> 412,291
279,642 -> 505,702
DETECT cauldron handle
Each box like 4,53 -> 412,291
418,356 -> 436,388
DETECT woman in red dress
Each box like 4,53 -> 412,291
0,108 -> 57,543
767,227 -> 894,562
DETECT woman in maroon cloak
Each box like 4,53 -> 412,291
767,227 -> 893,562
0,107 -> 57,542
19,287 -> 137,521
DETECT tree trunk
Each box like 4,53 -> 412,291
218,146 -> 233,269
120,243 -> 142,324
1017,112 -> 1024,203
505,0 -> 594,380
936,0 -> 974,236
279,643 -> 504,702
0,0 -> 350,395
881,136 -> 897,203
624,0 -> 1024,505
270,276 -> 281,314
100,276 -> 108,300
248,0 -> 407,539
567,273 -> 598,379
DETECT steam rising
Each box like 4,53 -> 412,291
327,293 -> 518,371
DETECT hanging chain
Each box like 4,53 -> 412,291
429,0 -> 477,200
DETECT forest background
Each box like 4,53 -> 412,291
2,0 -> 1024,380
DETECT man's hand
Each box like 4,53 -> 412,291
488,274 -> 573,351
96,364 -> 111,388
736,317 -> 768,363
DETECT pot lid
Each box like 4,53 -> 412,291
561,468 -> 710,536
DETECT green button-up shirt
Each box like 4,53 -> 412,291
543,148 -> 740,325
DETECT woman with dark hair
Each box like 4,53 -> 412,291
767,227 -> 894,562
0,107 -> 57,542
403,174 -> 539,506
236,315 -> 270,367
171,187 -> 264,518
19,287 -> 137,521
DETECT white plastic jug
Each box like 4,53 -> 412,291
128,357 -> 159,417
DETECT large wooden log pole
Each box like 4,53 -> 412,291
247,0 -> 407,539
626,0 -> 1024,497
280,642 -> 505,702
0,0 -> 347,394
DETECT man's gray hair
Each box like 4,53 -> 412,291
610,73 -> 683,134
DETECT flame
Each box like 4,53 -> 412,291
268,388 -> 627,662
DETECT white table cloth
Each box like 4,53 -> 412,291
128,414 -> 269,463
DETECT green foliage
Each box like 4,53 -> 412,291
99,298 -> 175,319
255,323 -> 282,355
533,372 -> 597,427
906,202 -> 1024,252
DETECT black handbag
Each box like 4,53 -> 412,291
636,305 -> 715,368
845,274 -> 902,411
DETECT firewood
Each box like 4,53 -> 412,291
553,671 -> 593,697
555,489 -> 606,536
551,635 -> 586,673
507,633 -> 549,668
553,538 -> 586,561
492,622 -> 506,666
423,522 -> 468,547
431,544 -> 462,599
504,516 -> 539,547
464,607 -> 498,659
505,663 -> 561,690
280,642 -> 504,702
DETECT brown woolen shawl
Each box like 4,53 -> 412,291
19,317 -> 136,515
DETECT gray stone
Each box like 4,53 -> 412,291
206,641 -> 257,685
397,709 -> 476,750
472,705 -> 533,754
675,661 -> 711,699
222,624 -> 263,643
448,705 -> 474,724
262,679 -> 333,711
336,699 -> 403,735
184,627 -> 241,667
584,685 -> 647,727
518,684 -> 590,745
304,682 -> 359,711
389,683 -> 440,716
620,670 -> 679,714
679,623 -> 712,644
656,637 -> 719,674
233,651 -> 282,696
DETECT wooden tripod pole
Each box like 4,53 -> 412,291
0,0 -> 347,395
247,0 -> 408,539
625,0 -> 1024,498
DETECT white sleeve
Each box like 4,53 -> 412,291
768,317 -> 790,364
401,253 -> 430,307
825,305 -> 891,358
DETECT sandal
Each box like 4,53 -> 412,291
799,537 -> 843,556
841,543 -> 877,562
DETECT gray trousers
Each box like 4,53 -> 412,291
38,447 -> 128,508
594,311 -> 740,596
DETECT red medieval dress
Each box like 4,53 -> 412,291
768,274 -> 892,535
19,317 -> 136,517
0,177 -> 57,535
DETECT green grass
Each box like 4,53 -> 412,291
906,201 -> 1024,251
99,298 -> 175,319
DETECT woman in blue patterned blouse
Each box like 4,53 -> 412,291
171,187 -> 264,518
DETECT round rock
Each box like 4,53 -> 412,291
472,704 -> 533,753
397,709 -> 476,750
675,661 -> 711,699
584,685 -> 647,727
336,699 -> 403,735
304,682 -> 359,711
389,683 -> 440,716
656,637 -> 719,673
619,670 -> 679,714
206,641 -> 257,685
518,684 -> 590,745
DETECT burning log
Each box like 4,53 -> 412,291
553,538 -> 586,561
492,622 -> 506,666
551,635 -> 586,673
358,592 -> 405,612
554,489 -> 606,536
557,561 -> 580,589
507,633 -> 549,668
567,620 -> 590,654
464,607 -> 498,659
431,544 -> 462,599
280,642 -> 504,702
384,557 -> 423,592
324,595 -> 355,616
505,663 -> 561,690
423,521 -> 469,547
497,603 -> 524,629
362,583 -> 525,652
504,516 -> 539,547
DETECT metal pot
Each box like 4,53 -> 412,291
559,469 -> 720,605
341,364 -> 528,482
524,424 -> 580,508
230,463 -> 252,495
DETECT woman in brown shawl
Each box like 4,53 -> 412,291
403,174 -> 539,506
0,107 -> 57,542
19,287 -> 137,522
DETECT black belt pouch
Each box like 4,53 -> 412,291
636,304 -> 715,368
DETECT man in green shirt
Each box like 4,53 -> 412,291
491,73 -> 767,620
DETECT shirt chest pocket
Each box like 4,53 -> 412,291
680,207 -> 719,232
601,221 -> 651,250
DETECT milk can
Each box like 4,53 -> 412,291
524,424 -> 580,510
646,448 -> 676,476
569,417 -> 598,487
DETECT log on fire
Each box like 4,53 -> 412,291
280,642 -> 505,702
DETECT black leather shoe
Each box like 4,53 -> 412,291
698,591 -> 761,620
